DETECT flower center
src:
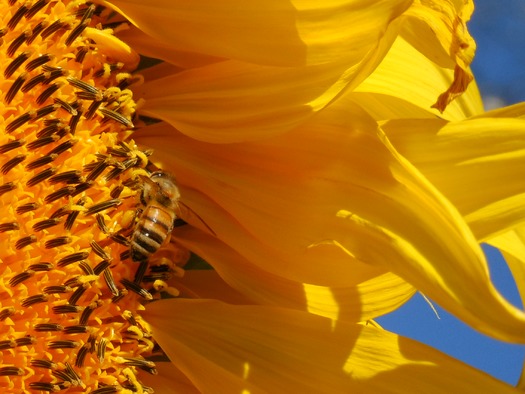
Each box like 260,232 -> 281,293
0,1 -> 176,392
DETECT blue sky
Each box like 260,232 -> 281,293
377,0 -> 525,385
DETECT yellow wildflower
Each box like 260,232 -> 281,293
1,0 -> 524,393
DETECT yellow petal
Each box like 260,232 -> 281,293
143,300 -> 521,393
384,117 -> 525,241
105,0 -> 411,67
401,0 -> 476,111
136,97 -> 525,342
173,227 -> 415,322
138,362 -> 200,393
352,35 -> 483,121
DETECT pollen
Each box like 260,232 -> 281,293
0,1 -> 171,392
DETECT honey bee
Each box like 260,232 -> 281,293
130,171 -> 180,262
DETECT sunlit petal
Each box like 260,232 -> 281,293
401,0 -> 476,111
144,300 -> 521,393
353,35 -> 483,121
136,98 -> 525,342
104,0 -> 412,67
173,227 -> 415,322
384,116 -> 525,241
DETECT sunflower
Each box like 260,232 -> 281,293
1,0 -> 524,393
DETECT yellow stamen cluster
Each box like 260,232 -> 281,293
0,1 -> 175,392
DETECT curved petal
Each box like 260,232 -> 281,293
383,117 -> 525,241
135,97 -> 525,342
352,35 -> 483,121
105,0 -> 412,67
138,362 -> 200,394
401,0 -> 476,111
173,227 -> 415,322
143,300 -> 521,393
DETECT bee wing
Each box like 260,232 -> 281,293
177,201 -> 216,236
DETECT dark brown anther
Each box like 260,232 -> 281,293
97,338 -> 108,363
4,50 -> 31,78
21,294 -> 48,307
84,198 -> 122,215
64,209 -> 80,231
7,29 -> 31,57
75,46 -> 88,63
57,251 -> 90,267
133,260 -> 149,284
36,82 -> 61,105
92,386 -> 118,394
54,98 -> 78,115
16,202 -> 39,214
120,278 -> 153,300
68,110 -> 82,135
0,307 -> 15,321
7,3 -> 29,31
78,261 -> 94,276
40,19 -> 69,39
0,182 -> 16,196
34,323 -> 64,332
47,138 -> 76,156
29,383 -> 61,392
26,21 -> 47,45
93,260 -> 111,275
44,185 -> 75,203
103,268 -> 119,297
86,159 -> 109,182
95,214 -> 109,234
65,21 -> 88,46
15,234 -> 37,250
68,285 -> 87,305
6,109 -> 33,133
49,169 -> 83,184
30,358 -> 58,369
27,135 -> 59,150
99,107 -> 133,127
26,153 -> 57,170
25,53 -> 53,71
91,239 -> 109,259
0,222 -> 19,232
48,340 -> 79,349
1,154 -> 26,174
0,366 -> 24,376
21,72 -> 46,92
27,166 -> 57,186
45,236 -> 71,249
27,262 -> 53,271
75,345 -> 89,368
35,103 -> 59,119
32,217 -> 61,232
0,138 -> 25,154
45,286 -> 71,295
52,304 -> 82,314
9,270 -> 35,287
25,0 -> 49,19
85,100 -> 103,119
